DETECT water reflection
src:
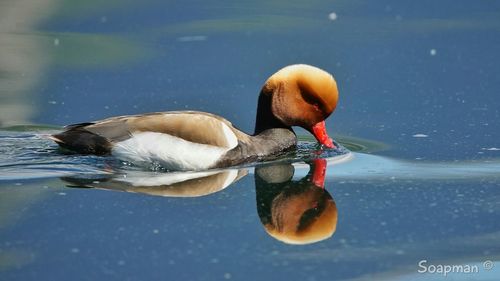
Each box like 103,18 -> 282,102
0,0 -> 58,125
255,159 -> 337,245
62,169 -> 247,197
61,159 -> 337,245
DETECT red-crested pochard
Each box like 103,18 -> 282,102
51,64 -> 339,171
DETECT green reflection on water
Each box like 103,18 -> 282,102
0,249 -> 35,272
0,183 -> 55,271
41,32 -> 153,68
158,15 -> 321,34
0,124 -> 61,131
50,0 -> 150,20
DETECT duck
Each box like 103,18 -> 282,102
50,64 -> 339,171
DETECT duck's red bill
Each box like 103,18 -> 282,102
311,121 -> 335,149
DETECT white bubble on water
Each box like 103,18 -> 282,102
412,134 -> 429,138
177,35 -> 207,42
328,12 -> 338,21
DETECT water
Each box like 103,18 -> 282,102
1,1 -> 500,280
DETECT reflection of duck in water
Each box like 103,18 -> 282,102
255,159 -> 337,245
62,169 -> 247,197
62,157 -> 337,245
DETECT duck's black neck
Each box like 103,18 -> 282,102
249,92 -> 296,158
254,92 -> 290,135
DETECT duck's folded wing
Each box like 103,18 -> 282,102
122,111 -> 241,148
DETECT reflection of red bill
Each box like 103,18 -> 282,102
310,121 -> 335,148
311,158 -> 327,188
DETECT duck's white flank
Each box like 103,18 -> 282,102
112,124 -> 238,170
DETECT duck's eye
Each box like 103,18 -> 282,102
301,92 -> 322,111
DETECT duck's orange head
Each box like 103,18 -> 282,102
261,64 -> 339,148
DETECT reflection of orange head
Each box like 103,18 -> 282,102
263,187 -> 337,245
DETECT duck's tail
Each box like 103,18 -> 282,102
50,123 -> 112,155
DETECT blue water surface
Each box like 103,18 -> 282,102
1,1 -> 500,281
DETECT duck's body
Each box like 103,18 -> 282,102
52,111 -> 296,170
51,64 -> 339,171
